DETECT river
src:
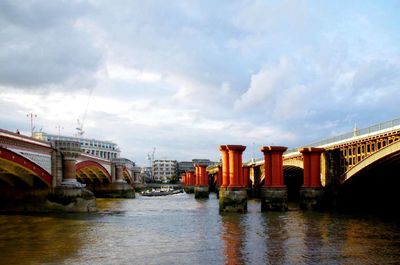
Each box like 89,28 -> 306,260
0,193 -> 399,265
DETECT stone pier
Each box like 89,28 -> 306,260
94,159 -> 135,198
47,141 -> 96,212
219,145 -> 247,213
260,146 -> 288,211
299,147 -> 325,210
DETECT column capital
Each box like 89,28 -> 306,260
260,146 -> 287,153
226,145 -> 246,152
219,145 -> 228,151
299,147 -> 325,154
54,140 -> 81,159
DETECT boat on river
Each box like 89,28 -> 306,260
141,186 -> 183,197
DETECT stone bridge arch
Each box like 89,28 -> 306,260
0,147 -> 52,187
123,167 -> 132,183
76,160 -> 112,184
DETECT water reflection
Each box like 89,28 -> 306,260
301,212 -> 326,264
0,196 -> 399,265
220,214 -> 245,265
263,212 -> 288,265
0,214 -> 88,265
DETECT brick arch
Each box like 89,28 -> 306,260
0,147 -> 52,187
341,140 -> 400,183
76,161 -> 112,183
123,167 -> 132,183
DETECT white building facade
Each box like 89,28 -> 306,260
152,159 -> 177,181
33,132 -> 120,160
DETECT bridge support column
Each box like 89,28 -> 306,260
215,165 -> 222,198
299,147 -> 325,210
184,171 -> 195,193
95,160 -> 135,198
260,146 -> 288,211
219,145 -> 247,213
194,164 -> 209,199
47,141 -> 96,212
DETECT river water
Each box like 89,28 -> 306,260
0,193 -> 399,265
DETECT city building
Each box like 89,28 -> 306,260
152,159 -> 177,182
177,159 -> 218,175
32,131 -> 120,160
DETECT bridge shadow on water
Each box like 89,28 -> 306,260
338,158 -> 400,218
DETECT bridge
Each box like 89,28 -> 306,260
183,117 -> 400,213
0,129 -> 141,212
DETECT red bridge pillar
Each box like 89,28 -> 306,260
184,171 -> 195,194
299,147 -> 325,210
242,165 -> 250,189
194,164 -> 209,199
219,145 -> 247,213
260,146 -> 288,211
219,145 -> 230,188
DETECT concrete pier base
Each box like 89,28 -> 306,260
46,186 -> 96,212
261,187 -> 288,211
184,186 -> 195,194
300,187 -> 324,210
194,186 -> 209,199
219,188 -> 247,213
93,182 -> 136,198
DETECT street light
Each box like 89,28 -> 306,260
26,113 -> 37,136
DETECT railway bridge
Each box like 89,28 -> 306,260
198,118 -> 400,212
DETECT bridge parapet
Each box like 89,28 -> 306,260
0,129 -> 53,174
53,140 -> 81,158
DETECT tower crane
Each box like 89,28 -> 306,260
75,87 -> 94,137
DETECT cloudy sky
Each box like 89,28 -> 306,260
1,0 -> 399,165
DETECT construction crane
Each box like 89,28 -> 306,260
75,87 -> 94,137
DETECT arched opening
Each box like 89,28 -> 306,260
76,161 -> 112,185
283,166 -> 303,203
0,147 -> 52,188
338,153 -> 400,216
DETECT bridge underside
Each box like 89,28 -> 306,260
338,153 -> 400,214
0,159 -> 49,188
76,161 -> 112,185
76,167 -> 111,184
283,166 -> 303,202
0,147 -> 51,189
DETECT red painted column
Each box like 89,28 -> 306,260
227,145 -> 246,188
199,165 -> 208,186
300,147 -> 324,188
194,165 -> 199,186
217,165 -> 222,187
242,166 -> 250,188
188,171 -> 194,186
260,146 -> 287,188
219,145 -> 230,187
182,173 -> 186,186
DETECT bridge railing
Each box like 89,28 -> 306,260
284,117 -> 400,154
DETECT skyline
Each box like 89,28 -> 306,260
1,1 -> 400,165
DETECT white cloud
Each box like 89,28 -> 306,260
1,1 -> 400,165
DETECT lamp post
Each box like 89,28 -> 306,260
27,113 -> 37,136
